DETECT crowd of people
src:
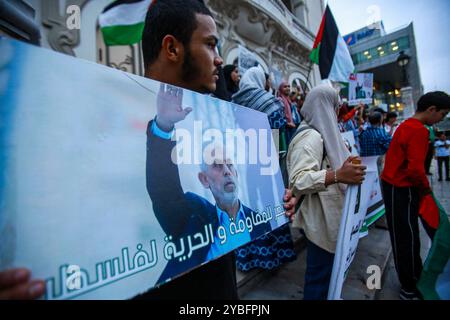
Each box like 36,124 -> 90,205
0,0 -> 449,301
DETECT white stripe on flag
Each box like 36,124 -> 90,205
328,35 -> 355,83
99,0 -> 151,28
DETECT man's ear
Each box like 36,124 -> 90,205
161,35 -> 183,62
198,172 -> 209,188
426,105 -> 437,113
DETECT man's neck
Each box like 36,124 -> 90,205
412,112 -> 428,125
145,67 -> 186,90
216,199 -> 240,220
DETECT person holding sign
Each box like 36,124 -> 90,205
136,0 -> 296,300
0,0 -> 298,300
286,84 -> 366,300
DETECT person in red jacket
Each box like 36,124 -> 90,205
381,91 -> 450,300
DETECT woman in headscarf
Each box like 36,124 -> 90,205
232,66 -> 286,129
286,84 -> 366,300
223,64 -> 240,96
278,82 -> 295,125
232,66 -> 297,272
278,81 -> 297,144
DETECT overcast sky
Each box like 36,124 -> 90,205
326,0 -> 450,93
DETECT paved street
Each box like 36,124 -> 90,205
238,161 -> 450,300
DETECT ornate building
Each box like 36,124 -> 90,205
205,0 -> 324,91
1,0 -> 324,90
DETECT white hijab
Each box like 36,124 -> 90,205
300,84 -> 350,171
238,66 -> 266,91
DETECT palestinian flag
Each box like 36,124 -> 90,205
99,0 -> 152,46
417,193 -> 450,300
310,6 -> 355,82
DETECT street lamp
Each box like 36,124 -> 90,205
397,50 -> 411,86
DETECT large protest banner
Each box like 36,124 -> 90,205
348,73 -> 373,106
327,156 -> 379,300
0,38 -> 288,299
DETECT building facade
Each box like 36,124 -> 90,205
344,22 -> 423,119
205,0 -> 324,91
1,0 -> 324,91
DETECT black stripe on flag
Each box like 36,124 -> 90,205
319,6 -> 339,79
102,0 -> 146,13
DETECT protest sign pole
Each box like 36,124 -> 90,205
302,60 -> 313,94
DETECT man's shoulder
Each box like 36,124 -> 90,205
394,119 -> 427,140
399,118 -> 427,132
242,204 -> 255,215
185,192 -> 215,211
377,127 -> 392,139
181,192 -> 217,231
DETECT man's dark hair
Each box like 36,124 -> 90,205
386,111 -> 398,122
369,111 -> 383,126
417,91 -> 450,112
142,0 -> 212,68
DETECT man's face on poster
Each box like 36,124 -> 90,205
198,147 -> 239,202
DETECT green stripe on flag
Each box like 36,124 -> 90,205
365,208 -> 385,227
101,22 -> 145,46
417,195 -> 450,300
309,44 -> 320,64
360,208 -> 385,238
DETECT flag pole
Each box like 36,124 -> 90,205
302,60 -> 314,94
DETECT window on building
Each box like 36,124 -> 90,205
281,0 -> 293,12
352,36 -> 411,65
388,36 -> 409,54
292,0 -> 307,27
375,44 -> 387,58
397,36 -> 410,50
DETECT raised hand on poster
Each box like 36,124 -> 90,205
155,83 -> 193,131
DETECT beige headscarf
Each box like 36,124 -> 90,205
299,84 -> 350,171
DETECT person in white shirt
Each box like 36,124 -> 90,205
384,111 -> 398,136
434,133 -> 450,181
